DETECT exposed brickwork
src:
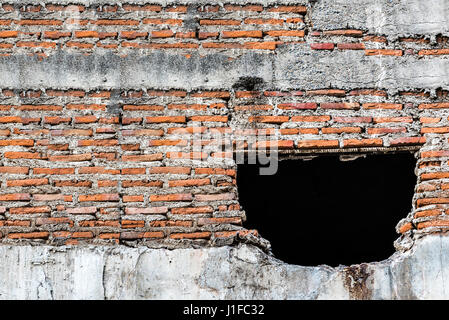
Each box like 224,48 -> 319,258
0,1 -> 447,248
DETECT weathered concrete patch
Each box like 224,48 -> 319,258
311,0 -> 449,38
0,234 -> 448,299
2,49 -> 449,91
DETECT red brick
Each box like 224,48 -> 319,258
78,194 -> 120,202
311,43 -> 334,50
278,103 -> 317,110
343,139 -> 383,147
365,49 -> 403,56
8,232 -> 49,239
49,154 -> 92,162
125,207 -> 168,215
222,31 -> 262,38
249,116 -> 289,123
146,116 -> 186,123
169,179 -> 211,187
150,194 -> 192,202
66,207 -> 97,214
0,167 -> 29,174
7,178 -> 48,187
122,154 -> 163,162
10,206 -> 51,214
170,232 -> 211,239
297,140 -> 339,149
194,193 -> 235,201
123,195 -> 144,202
198,217 -> 242,225
268,5 -> 307,13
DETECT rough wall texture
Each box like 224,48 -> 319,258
0,0 -> 448,298
1,235 -> 449,300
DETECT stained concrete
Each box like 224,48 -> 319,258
2,49 -> 449,91
0,234 -> 447,299
311,0 -> 449,38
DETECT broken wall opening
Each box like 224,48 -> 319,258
237,152 -> 417,267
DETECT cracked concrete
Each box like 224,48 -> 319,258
311,0 -> 449,38
2,49 -> 449,91
0,234 -> 448,299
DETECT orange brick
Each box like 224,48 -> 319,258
150,194 -> 192,202
374,117 -> 413,123
343,139 -> 383,147
390,137 -> 425,146
222,30 -> 262,38
365,49 -> 403,56
150,220 -> 192,227
121,168 -> 146,175
297,140 -> 339,149
291,115 -> 330,122
198,217 -> 242,225
0,139 -> 33,146
122,154 -> 163,162
8,232 -> 49,239
78,167 -> 119,175
244,18 -> 284,25
200,19 -> 241,25
417,198 -> 449,207
125,207 -> 168,215
4,152 -> 40,159
249,116 -> 288,123
121,31 -> 148,39
7,178 -> 48,187
363,103 -> 402,110
268,5 -> 307,13
123,195 -> 144,202
168,179 -> 211,187
142,19 -> 182,25
149,167 -> 190,174
170,232 -> 211,239
417,220 -> 449,229
95,20 -> 139,26
0,166 -> 29,174
33,194 -> 72,201
418,49 -> 449,56
122,180 -> 163,188
18,19 -> 62,25
49,154 -> 92,162
54,180 -> 92,188
265,30 -> 305,37
419,103 -> 449,109
0,193 -> 30,201
0,30 -> 18,38
321,103 -> 359,110
190,116 -> 228,122
322,127 -> 362,134
43,31 -> 71,39
78,194 -> 119,202
415,209 -> 442,218
9,206 -> 51,214
151,30 -> 174,38
337,43 -> 365,50
399,223 -> 413,234
421,172 -> 449,180
324,30 -> 363,37
146,116 -> 186,123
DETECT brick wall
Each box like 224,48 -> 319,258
0,1 -> 447,248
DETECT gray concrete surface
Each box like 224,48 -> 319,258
0,234 -> 448,299
2,49 -> 449,91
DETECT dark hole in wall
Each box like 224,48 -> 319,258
237,153 -> 417,267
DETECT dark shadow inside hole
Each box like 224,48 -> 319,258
236,153 -> 417,267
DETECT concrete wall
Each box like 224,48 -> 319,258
1,235 -> 449,299
0,0 -> 448,299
